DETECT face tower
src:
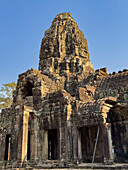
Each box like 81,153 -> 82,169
39,13 -> 94,79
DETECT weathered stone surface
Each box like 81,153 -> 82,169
1,12 -> 128,169
39,13 -> 94,98
39,13 -> 94,76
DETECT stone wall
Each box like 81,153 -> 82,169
94,70 -> 128,103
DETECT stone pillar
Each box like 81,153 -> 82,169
101,123 -> 113,164
17,106 -> 33,165
72,126 -> 81,163
59,127 -> 61,160
17,114 -> 23,161
33,116 -> 38,161
66,101 -> 73,162
30,115 -> 38,161
107,124 -> 114,162
78,128 -> 82,162
41,130 -> 48,160
21,109 -> 29,164
67,121 -> 73,161
7,137 -> 11,161
58,127 -> 62,160
59,112 -> 67,161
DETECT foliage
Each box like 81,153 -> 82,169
0,82 -> 16,109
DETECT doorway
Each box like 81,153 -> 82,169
48,129 -> 58,160
80,125 -> 103,163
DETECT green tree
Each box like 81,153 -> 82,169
0,82 -> 16,109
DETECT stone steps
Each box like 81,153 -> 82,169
3,169 -> 128,170
78,163 -> 128,169
3,163 -> 128,170
3,168 -> 128,170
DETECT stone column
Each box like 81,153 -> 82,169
17,113 -> 23,161
17,106 -> 33,166
67,120 -> 72,161
58,126 -> 62,160
30,114 -> 38,161
7,137 -> 11,161
66,103 -> 73,161
101,123 -> 113,164
72,126 -> 77,161
78,128 -> 82,162
41,130 -> 48,160
21,109 -> 29,164
72,126 -> 81,163
107,124 -> 114,162
33,116 -> 38,161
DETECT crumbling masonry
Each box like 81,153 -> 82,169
1,13 -> 128,169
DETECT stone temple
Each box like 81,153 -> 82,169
1,13 -> 128,169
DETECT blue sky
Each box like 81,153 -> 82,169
0,0 -> 128,87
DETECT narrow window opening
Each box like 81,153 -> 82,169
48,129 -> 58,160
27,131 -> 31,160
4,134 -> 11,161
22,81 -> 34,99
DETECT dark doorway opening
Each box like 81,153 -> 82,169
48,129 -> 58,160
107,105 -> 128,162
4,134 -> 11,161
27,131 -> 31,160
80,125 -> 103,163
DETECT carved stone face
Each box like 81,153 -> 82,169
39,13 -> 94,77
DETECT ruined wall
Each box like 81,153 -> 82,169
15,69 -> 58,110
0,107 -> 20,161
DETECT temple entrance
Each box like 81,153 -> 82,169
80,125 -> 103,163
48,129 -> 58,160
4,134 -> 11,161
